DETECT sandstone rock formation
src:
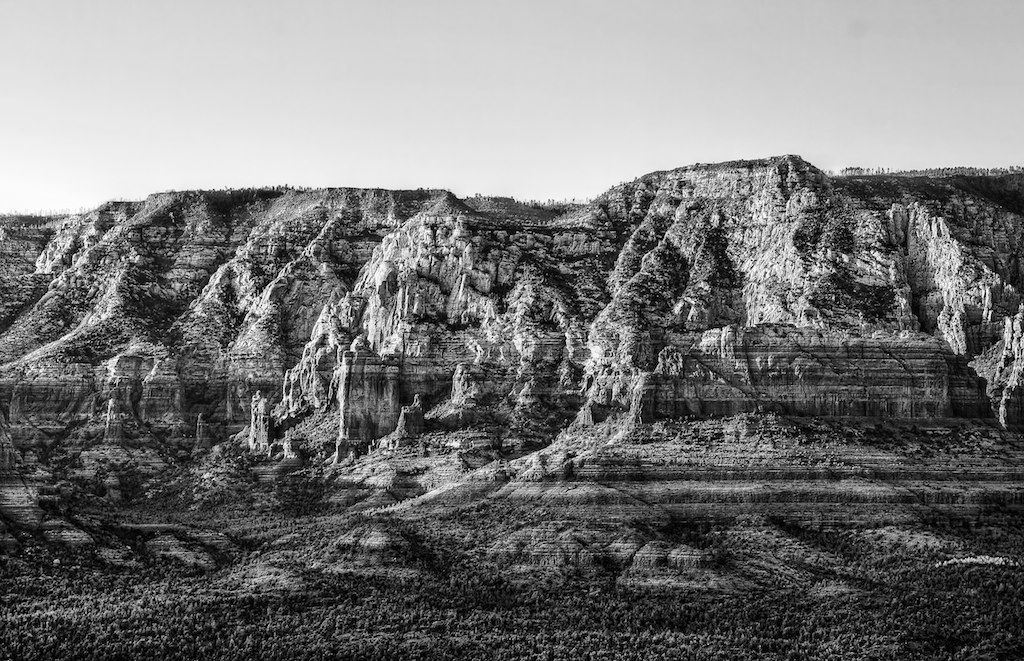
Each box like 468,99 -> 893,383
103,397 -> 123,443
1,157 -> 1023,523
1,189 -> 442,459
395,393 -> 425,438
990,306 -> 1024,426
194,413 -> 211,450
248,391 -> 271,453
334,341 -> 401,457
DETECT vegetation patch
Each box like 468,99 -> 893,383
809,268 -> 896,321
792,202 -> 855,262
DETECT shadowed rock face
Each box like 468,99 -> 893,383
335,346 -> 401,448
1,156 -> 1023,477
0,412 -> 18,470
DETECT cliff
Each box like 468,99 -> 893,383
1,157 -> 1023,532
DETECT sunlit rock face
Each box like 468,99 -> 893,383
248,391 -> 272,453
578,158 -> 1022,422
989,306 -> 1024,426
0,156 -> 1022,477
0,188 -> 441,457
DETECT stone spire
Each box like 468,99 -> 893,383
394,393 -> 424,439
248,391 -> 271,453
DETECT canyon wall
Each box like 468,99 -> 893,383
1,157 -> 1023,480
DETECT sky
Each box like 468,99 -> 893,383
1,0 -> 1022,212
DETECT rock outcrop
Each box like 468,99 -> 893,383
990,306 -> 1024,426
395,394 -> 425,438
248,391 -> 271,453
618,325 -> 989,420
1,157 -> 1022,506
0,189 -> 444,460
335,338 -> 402,457
194,413 -> 211,451
577,159 -> 1021,426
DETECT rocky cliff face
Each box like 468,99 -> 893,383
0,189 -> 440,457
579,159 -> 1020,423
1,157 -> 1023,518
990,306 -> 1024,426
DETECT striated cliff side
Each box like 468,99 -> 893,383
1,156 -> 1023,523
0,189 -> 442,458
578,158 -> 1020,423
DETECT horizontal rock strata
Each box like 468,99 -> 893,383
2,157 -> 1024,528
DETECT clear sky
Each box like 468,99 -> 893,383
1,0 -> 1021,212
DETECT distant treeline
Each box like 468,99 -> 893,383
0,211 -> 87,223
833,166 -> 1024,178
466,193 -> 590,212
522,198 -> 590,209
